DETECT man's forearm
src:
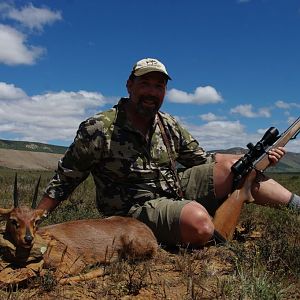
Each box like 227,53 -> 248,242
37,195 -> 61,213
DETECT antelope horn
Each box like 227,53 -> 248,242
31,175 -> 41,209
13,173 -> 19,208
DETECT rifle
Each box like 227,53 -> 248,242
231,116 -> 300,191
213,117 -> 300,242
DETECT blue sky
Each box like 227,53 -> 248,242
0,0 -> 299,152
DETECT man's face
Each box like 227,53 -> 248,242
127,72 -> 167,118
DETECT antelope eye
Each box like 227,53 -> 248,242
10,219 -> 19,228
34,218 -> 41,226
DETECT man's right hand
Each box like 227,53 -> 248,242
37,195 -> 60,214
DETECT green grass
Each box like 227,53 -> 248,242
0,170 -> 299,299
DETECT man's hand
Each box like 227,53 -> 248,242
37,195 -> 60,213
268,146 -> 286,165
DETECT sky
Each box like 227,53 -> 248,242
0,0 -> 299,153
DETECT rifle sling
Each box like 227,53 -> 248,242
157,113 -> 184,199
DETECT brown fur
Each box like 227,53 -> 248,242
1,206 -> 45,248
0,207 -> 158,284
38,216 -> 158,276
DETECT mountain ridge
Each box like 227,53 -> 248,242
0,139 -> 67,154
0,139 -> 299,172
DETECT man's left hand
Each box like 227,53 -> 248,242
268,147 -> 286,165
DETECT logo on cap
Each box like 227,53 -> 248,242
132,58 -> 171,80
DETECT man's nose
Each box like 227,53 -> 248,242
146,84 -> 159,96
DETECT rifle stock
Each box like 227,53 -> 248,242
213,171 -> 256,241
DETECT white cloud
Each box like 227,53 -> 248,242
275,100 -> 290,109
258,107 -> 271,118
199,112 -> 226,122
275,100 -> 300,110
230,104 -> 271,118
1,81 -> 298,153
287,116 -> 298,125
181,120 -> 251,150
0,3 -> 61,65
0,24 -> 45,65
0,3 -> 10,13
179,118 -> 300,153
0,82 -> 28,100
6,3 -> 62,31
0,82 -> 115,143
167,86 -> 223,104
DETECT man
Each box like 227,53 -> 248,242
37,58 -> 300,247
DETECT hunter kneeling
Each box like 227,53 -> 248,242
37,58 -> 300,247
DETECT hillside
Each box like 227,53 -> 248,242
0,139 -> 67,154
0,149 -> 62,171
0,140 -> 299,172
0,139 -> 66,170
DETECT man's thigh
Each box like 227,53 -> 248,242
128,197 -> 192,246
179,161 -> 222,215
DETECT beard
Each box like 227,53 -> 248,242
135,95 -> 161,118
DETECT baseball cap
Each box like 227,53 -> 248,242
132,58 -> 171,80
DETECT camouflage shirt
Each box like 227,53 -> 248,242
45,98 -> 211,216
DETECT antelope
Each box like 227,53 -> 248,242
0,174 -> 158,284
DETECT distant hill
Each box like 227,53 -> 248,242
211,147 -> 300,173
0,140 -> 299,172
0,139 -> 67,154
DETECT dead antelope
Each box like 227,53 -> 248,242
0,175 -> 45,249
0,175 -> 158,284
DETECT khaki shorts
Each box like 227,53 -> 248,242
128,159 -> 218,246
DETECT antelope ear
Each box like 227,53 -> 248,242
34,209 -> 47,218
33,209 -> 48,224
0,207 -> 14,219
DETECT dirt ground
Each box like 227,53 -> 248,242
1,225 -> 299,300
0,243 -> 236,299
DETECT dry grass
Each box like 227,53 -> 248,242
0,170 -> 299,299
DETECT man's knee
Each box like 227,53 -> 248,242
213,153 -> 241,198
179,201 -> 214,246
214,153 -> 241,179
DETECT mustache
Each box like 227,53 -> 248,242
139,95 -> 160,103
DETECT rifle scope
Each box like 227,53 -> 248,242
231,126 -> 279,179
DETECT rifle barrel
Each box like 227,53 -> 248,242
254,116 -> 300,171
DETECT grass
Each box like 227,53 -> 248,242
0,170 -> 299,299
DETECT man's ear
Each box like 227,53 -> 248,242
126,79 -> 133,94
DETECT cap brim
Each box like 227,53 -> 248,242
134,68 -> 171,80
